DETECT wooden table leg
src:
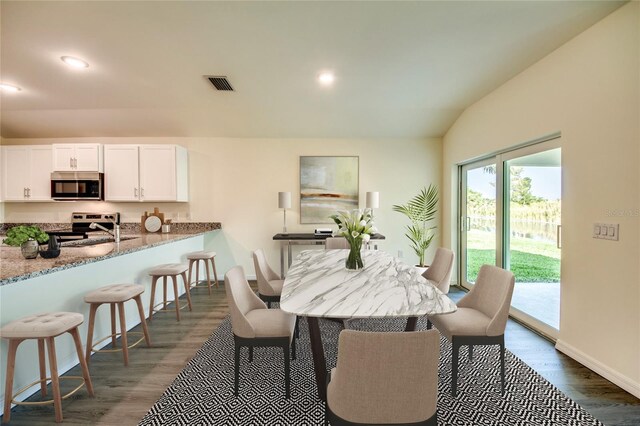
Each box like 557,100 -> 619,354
307,317 -> 327,401
404,316 -> 418,331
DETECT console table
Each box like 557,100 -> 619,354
272,233 -> 386,278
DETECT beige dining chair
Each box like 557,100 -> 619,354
325,237 -> 350,249
428,264 -> 515,397
252,248 -> 284,307
225,266 -> 296,398
423,247 -> 455,294
326,329 -> 440,425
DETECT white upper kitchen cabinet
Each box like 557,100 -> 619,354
104,145 -> 140,201
104,144 -> 188,202
1,145 -> 53,201
52,143 -> 103,172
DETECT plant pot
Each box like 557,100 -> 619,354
21,240 -> 39,259
415,265 -> 429,276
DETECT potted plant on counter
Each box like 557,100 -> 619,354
2,225 -> 49,259
392,185 -> 438,273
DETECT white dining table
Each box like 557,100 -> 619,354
280,249 -> 457,401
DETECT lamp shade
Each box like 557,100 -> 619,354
366,191 -> 379,209
278,192 -> 292,209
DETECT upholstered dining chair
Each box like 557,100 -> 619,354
428,264 -> 515,397
252,248 -> 284,307
423,247 -> 455,294
326,329 -> 440,426
225,266 -> 297,398
325,237 -> 350,250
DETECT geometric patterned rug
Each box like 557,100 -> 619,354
139,315 -> 604,426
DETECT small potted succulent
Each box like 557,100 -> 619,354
3,225 -> 49,259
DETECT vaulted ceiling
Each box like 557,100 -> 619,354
0,1 -> 625,139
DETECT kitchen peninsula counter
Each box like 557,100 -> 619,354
0,223 -> 221,285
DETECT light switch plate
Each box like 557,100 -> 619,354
593,223 -> 619,241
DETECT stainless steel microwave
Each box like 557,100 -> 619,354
51,172 -> 104,200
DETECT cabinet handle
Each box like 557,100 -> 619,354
23,188 -> 27,198
74,158 -> 78,168
140,188 -> 144,198
27,188 -> 31,198
134,187 -> 138,197
70,157 -> 73,168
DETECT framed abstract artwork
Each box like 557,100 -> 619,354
299,156 -> 359,224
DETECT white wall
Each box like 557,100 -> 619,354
2,137 -> 442,278
442,3 -> 639,396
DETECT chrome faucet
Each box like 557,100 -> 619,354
89,216 -> 121,243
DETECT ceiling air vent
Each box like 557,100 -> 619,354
206,76 -> 234,91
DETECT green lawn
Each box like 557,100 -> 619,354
466,230 -> 560,283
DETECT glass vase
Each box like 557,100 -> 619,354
345,237 -> 364,270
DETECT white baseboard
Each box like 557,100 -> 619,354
555,339 -> 640,399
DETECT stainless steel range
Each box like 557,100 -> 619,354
47,212 -> 121,241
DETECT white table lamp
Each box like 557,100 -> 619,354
366,191 -> 380,209
278,192 -> 292,233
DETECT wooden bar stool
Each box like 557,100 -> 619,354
148,263 -> 192,322
84,284 -> 151,367
186,251 -> 219,295
1,312 -> 94,424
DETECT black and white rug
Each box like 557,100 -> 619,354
139,316 -> 603,425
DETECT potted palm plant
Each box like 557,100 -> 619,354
392,185 -> 438,271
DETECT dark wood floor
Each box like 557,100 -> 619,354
4,285 -> 639,425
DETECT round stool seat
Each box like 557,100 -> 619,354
85,284 -> 144,304
0,312 -> 84,339
187,250 -> 217,260
148,263 -> 188,276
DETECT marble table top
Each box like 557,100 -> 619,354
280,249 -> 457,318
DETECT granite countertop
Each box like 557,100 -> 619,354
0,223 -> 221,286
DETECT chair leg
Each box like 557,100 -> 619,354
452,337 -> 460,397
134,295 -> 152,347
234,342 -> 241,396
427,319 -> 432,330
46,337 -> 63,423
500,337 -> 506,395
187,259 -> 195,289
469,345 -> 474,361
37,339 -> 47,397
248,347 -> 253,363
195,261 -> 200,290
284,343 -> 290,399
295,316 -> 300,339
204,259 -> 213,296
69,327 -> 94,397
118,302 -> 129,366
162,276 -> 168,309
149,276 -> 159,322
110,303 -> 117,348
172,275 -> 181,322
3,339 -> 21,424
182,272 -> 193,311
211,257 -> 219,287
86,303 -> 99,365
291,336 -> 296,360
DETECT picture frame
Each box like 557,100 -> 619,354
299,156 -> 359,224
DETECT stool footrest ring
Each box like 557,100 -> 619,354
11,376 -> 87,406
152,301 -> 188,313
91,332 -> 145,353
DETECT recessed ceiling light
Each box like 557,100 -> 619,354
318,71 -> 335,86
61,56 -> 89,69
0,83 -> 21,92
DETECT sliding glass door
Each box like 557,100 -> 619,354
460,158 -> 499,286
459,138 -> 561,337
